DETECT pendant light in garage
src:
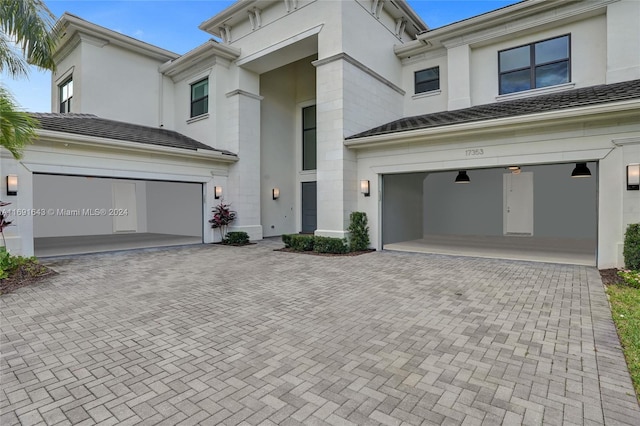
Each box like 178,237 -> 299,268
571,163 -> 591,178
455,171 -> 470,183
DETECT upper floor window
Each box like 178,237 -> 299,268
190,78 -> 208,117
415,67 -> 440,94
59,77 -> 73,113
302,105 -> 316,171
499,35 -> 570,94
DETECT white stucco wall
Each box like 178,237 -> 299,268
402,51 -> 448,117
75,41 -> 166,127
469,14 -> 607,106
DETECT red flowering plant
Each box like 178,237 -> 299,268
209,200 -> 237,243
0,201 -> 12,247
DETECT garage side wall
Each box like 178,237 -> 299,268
146,181 -> 202,237
382,173 -> 426,244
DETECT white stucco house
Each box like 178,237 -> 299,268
1,0 -> 638,267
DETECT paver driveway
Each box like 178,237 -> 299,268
1,240 -> 639,425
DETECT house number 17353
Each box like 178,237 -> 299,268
465,149 -> 484,156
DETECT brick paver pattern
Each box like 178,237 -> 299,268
1,240 -> 639,425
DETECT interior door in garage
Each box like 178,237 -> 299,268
112,181 -> 138,232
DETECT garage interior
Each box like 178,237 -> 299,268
382,162 -> 598,266
33,174 -> 203,257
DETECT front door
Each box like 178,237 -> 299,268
301,181 -> 317,234
503,172 -> 534,235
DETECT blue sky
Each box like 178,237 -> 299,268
3,0 -> 519,112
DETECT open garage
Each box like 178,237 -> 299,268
33,174 -> 203,257
382,162 -> 598,265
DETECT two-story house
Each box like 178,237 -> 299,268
1,0 -> 638,267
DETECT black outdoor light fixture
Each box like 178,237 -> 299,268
214,186 -> 222,199
6,175 -> 17,196
628,164 -> 640,190
272,188 -> 280,200
360,180 -> 370,196
454,171 -> 470,184
571,162 -> 592,178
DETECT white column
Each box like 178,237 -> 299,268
314,59 -> 357,239
446,44 -> 472,110
224,69 -> 263,240
606,0 -> 640,84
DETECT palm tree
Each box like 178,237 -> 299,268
1,0 -> 58,159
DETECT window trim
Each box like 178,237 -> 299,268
59,77 -> 73,113
498,34 -> 571,95
190,78 -> 209,118
414,66 -> 440,95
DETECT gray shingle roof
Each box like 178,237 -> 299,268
31,113 -> 237,157
347,79 -> 640,139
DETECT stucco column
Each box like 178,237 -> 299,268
224,70 -> 263,240
446,43 -> 472,110
314,58 -> 357,239
606,0 -> 640,84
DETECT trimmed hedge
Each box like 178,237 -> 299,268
289,234 -> 315,251
225,231 -> 250,245
282,234 -> 349,254
624,223 -> 640,270
313,236 -> 348,254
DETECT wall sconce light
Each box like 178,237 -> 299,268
454,171 -> 470,184
508,166 -> 521,174
214,186 -> 222,199
360,180 -> 370,197
571,162 -> 591,178
6,175 -> 18,196
628,164 -> 640,190
272,188 -> 280,200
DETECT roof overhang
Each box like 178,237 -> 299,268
345,100 -> 640,149
199,0 -> 428,39
159,40 -> 241,79
35,129 -> 239,163
55,13 -> 179,62
395,0 -> 612,58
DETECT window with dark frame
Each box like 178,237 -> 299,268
499,34 -> 570,95
302,105 -> 316,171
415,67 -> 440,94
190,78 -> 208,117
59,77 -> 73,113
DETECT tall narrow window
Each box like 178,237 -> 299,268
190,78 -> 208,117
302,105 -> 316,171
415,67 -> 440,94
499,35 -> 570,94
59,77 -> 73,113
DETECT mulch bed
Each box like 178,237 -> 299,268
0,265 -> 57,295
274,248 -> 376,257
600,268 -> 624,286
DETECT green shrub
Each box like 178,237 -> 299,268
624,223 -> 640,270
618,270 -> 640,289
0,247 -> 11,280
313,236 -> 348,254
0,247 -> 45,281
348,211 -> 370,252
224,231 -> 249,245
282,234 -> 293,248
289,235 -> 315,251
